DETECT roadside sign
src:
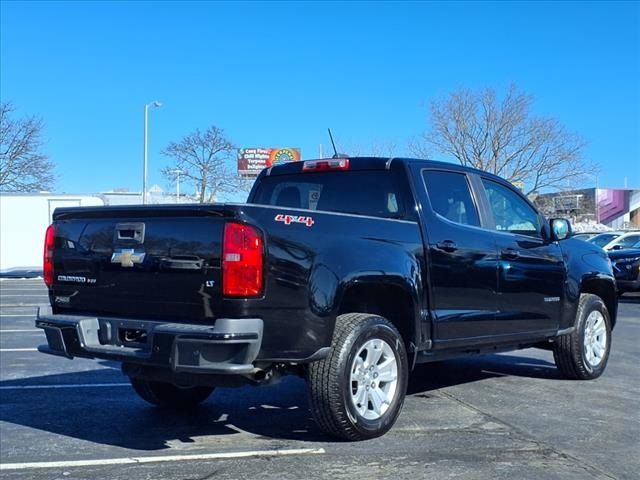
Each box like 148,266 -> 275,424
238,148 -> 301,176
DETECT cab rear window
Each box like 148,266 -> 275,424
252,171 -> 413,220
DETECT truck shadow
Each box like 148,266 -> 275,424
409,353 -> 558,394
619,294 -> 640,304
0,352 -> 557,450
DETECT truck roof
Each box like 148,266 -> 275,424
265,156 -> 507,184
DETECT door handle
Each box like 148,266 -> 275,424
435,240 -> 458,252
501,248 -> 520,259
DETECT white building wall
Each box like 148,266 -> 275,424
0,194 -> 104,271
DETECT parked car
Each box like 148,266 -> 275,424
602,231 -> 640,251
36,157 -> 617,440
608,247 -> 640,296
588,232 -> 624,248
573,232 -> 601,241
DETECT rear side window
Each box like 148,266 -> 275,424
252,171 -> 412,219
422,171 -> 480,227
482,179 -> 541,237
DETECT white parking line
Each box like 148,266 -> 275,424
0,289 -> 46,292
0,302 -> 47,308
0,295 -> 49,297
0,447 -> 326,470
0,281 -> 43,284
0,348 -> 38,352
0,383 -> 131,390
0,293 -> 44,296
0,329 -> 40,333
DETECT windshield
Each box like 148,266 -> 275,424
589,233 -> 619,247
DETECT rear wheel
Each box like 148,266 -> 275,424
129,378 -> 214,408
307,313 -> 408,440
553,293 -> 612,380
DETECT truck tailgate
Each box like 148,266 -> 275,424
50,207 -> 226,321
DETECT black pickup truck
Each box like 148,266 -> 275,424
37,157 -> 617,440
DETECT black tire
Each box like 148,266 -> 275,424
553,293 -> 612,380
129,377 -> 214,408
307,313 -> 409,440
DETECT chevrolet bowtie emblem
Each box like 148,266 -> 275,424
111,249 -> 146,267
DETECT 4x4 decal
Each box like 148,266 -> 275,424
275,214 -> 315,227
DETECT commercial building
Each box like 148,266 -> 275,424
534,188 -> 640,230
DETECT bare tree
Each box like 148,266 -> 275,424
0,102 -> 55,192
339,139 -> 399,158
411,84 -> 594,195
161,126 -> 250,203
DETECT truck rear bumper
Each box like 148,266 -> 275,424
35,307 -> 263,375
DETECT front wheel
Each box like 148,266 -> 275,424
553,293 -> 612,380
307,313 -> 408,440
129,378 -> 214,408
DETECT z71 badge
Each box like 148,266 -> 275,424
275,214 -> 314,227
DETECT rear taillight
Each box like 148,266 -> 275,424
222,222 -> 264,297
302,158 -> 349,172
43,224 -> 55,288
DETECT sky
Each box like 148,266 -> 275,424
1,0 -> 639,197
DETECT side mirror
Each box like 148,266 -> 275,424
611,244 -> 623,251
550,218 -> 572,241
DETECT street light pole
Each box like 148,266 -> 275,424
143,105 -> 148,204
142,101 -> 162,204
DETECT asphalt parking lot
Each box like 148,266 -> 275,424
0,278 -> 638,480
